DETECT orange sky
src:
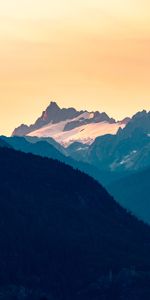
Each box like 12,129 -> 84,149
0,0 -> 150,135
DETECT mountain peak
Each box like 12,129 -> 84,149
42,101 -> 60,121
48,101 -> 60,110
12,101 -> 126,143
133,110 -> 149,120
12,101 -> 83,137
117,110 -> 150,139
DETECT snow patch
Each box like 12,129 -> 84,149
111,150 -> 138,170
28,113 -> 125,146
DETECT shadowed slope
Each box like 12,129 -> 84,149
0,147 -> 150,299
108,167 -> 150,224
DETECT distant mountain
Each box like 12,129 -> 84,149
12,101 -> 128,146
9,108 -> 150,186
117,110 -> 150,138
108,167 -> 150,224
12,101 -> 84,136
66,142 -> 90,161
11,105 -> 150,181
1,147 -> 150,299
70,110 -> 150,173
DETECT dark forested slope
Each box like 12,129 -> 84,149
0,147 -> 150,299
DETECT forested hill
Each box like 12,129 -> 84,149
0,147 -> 150,299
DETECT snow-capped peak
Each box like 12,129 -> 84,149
12,101 -> 128,146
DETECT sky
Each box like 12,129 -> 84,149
0,0 -> 150,135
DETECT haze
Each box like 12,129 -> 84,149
0,0 -> 150,135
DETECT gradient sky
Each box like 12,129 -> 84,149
0,0 -> 150,135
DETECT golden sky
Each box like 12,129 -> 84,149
0,0 -> 150,135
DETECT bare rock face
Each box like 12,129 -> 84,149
12,124 -> 31,136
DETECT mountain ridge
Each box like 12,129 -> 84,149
68,110 -> 150,172
12,101 -> 129,145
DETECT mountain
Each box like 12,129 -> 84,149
1,135 -> 113,185
108,167 -> 150,224
12,101 -> 84,136
1,136 -> 66,162
0,137 -> 12,148
10,109 -> 150,185
70,110 -> 150,173
117,110 -> 150,138
1,147 -> 150,299
25,135 -> 66,154
12,101 -> 128,146
66,142 -> 90,161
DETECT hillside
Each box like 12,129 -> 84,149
108,167 -> 150,224
0,137 -> 11,148
0,147 -> 150,299
1,135 -> 112,185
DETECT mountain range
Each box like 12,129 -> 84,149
0,135 -> 108,186
1,103 -> 149,224
9,103 -> 150,225
12,102 -> 150,174
1,100 -> 150,298
76,111 -> 150,172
